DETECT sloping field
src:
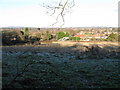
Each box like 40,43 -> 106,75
2,42 -> 120,88
52,41 -> 119,46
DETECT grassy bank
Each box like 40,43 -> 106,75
2,42 -> 120,88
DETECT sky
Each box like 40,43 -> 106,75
0,0 -> 119,28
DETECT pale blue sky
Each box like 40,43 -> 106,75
0,0 -> 119,27
0,0 -> 117,9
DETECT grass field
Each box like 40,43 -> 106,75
2,41 -> 120,88
52,41 -> 119,46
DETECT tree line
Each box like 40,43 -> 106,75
1,27 -> 120,45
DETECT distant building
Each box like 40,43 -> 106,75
58,37 -> 69,41
73,35 -> 86,41
74,35 -> 85,38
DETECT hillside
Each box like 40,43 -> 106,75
2,42 -> 120,88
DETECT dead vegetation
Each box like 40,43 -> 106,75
2,41 -> 120,88
2,41 -> 120,59
52,41 -> 119,46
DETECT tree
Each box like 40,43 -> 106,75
57,32 -> 65,40
36,33 -> 41,38
45,31 -> 53,40
2,31 -> 24,45
43,0 -> 75,27
57,32 -> 70,40
70,37 -> 80,41
48,33 -> 53,40
107,33 -> 118,41
118,35 -> 120,42
65,32 -> 70,37
24,27 -> 29,34
41,31 -> 53,41
24,27 -> 29,39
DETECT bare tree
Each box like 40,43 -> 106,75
43,0 -> 75,27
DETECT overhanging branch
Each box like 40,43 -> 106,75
43,0 -> 75,27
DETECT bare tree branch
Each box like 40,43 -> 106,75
43,0 -> 75,27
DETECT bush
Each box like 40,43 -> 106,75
70,37 -> 80,41
41,32 -> 53,41
2,31 -> 24,45
65,32 -> 70,37
36,33 -> 41,37
47,34 -> 53,40
57,32 -> 70,40
24,27 -> 30,39
29,36 -> 40,44
107,33 -> 118,41
57,32 -> 65,40
102,39 -> 108,41
76,45 -> 120,59
24,27 -> 29,34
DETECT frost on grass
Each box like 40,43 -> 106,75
2,45 -> 120,88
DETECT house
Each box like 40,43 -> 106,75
88,36 -> 93,39
58,37 -> 69,41
73,35 -> 86,41
92,35 -> 101,39
74,35 -> 85,38
100,36 -> 108,39
82,39 -> 90,41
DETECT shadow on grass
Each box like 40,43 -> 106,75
2,44 -> 120,88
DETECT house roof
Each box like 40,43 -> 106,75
74,35 -> 85,38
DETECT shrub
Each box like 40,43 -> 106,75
2,31 -> 24,45
70,37 -> 80,41
57,32 -> 70,40
76,44 -> 120,59
24,27 -> 29,34
65,32 -> 70,37
57,32 -> 65,40
47,33 -> 53,40
107,33 -> 118,41
103,39 -> 108,41
36,33 -> 41,37
41,31 -> 53,41
29,36 -> 40,44
24,27 -> 30,39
